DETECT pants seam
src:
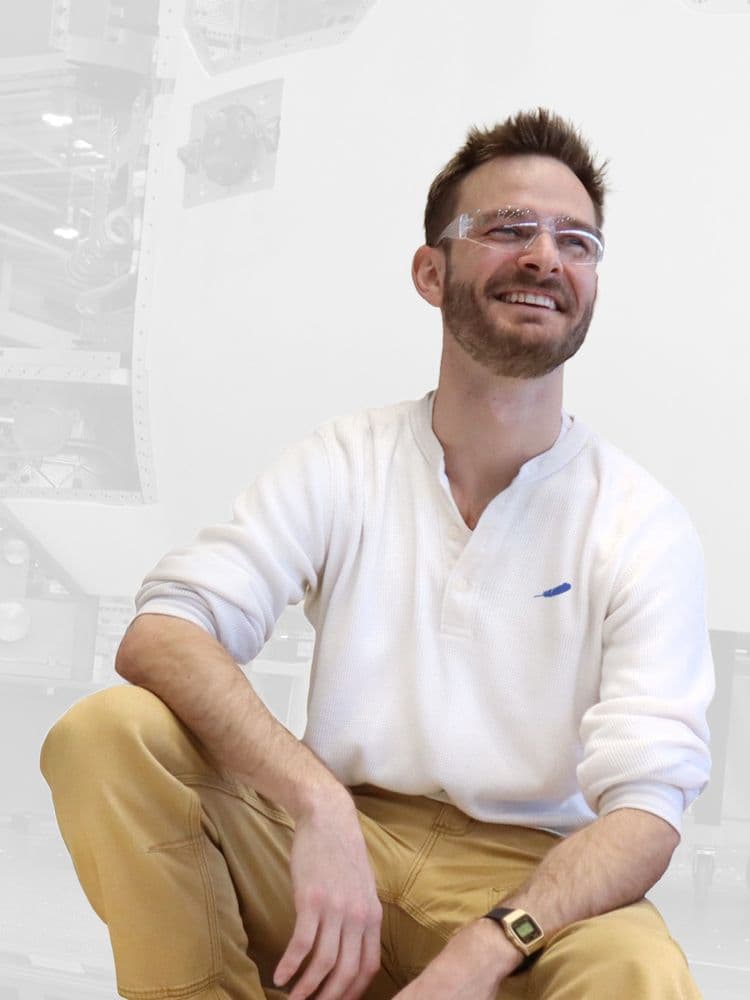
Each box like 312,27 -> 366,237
178,773 -> 295,831
119,795 -> 224,999
397,807 -> 448,903
394,897 -> 451,943
189,792 -> 223,979
117,972 -> 222,999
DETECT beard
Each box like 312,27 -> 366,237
441,267 -> 595,379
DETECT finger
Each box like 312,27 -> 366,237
314,921 -> 363,1000
287,916 -> 343,1000
274,908 -> 320,987
340,919 -> 383,1000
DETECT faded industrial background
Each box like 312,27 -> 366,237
0,0 -> 748,997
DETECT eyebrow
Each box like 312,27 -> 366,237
553,214 -> 600,233
493,207 -> 600,235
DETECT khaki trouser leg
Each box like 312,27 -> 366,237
40,684 -> 701,1000
40,684 -> 400,1000
350,787 -> 702,1000
40,684 -> 282,999
41,685 -> 400,999
526,898 -> 702,1000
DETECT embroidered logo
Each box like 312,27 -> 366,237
534,582 -> 572,598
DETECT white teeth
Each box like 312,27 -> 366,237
499,292 -> 557,310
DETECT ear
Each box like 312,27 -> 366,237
411,244 -> 446,308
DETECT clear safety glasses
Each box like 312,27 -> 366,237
436,207 -> 605,267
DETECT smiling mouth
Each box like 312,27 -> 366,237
493,298 -> 559,313
502,301 -> 551,308
493,292 -> 562,312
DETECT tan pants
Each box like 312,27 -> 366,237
40,685 -> 701,1000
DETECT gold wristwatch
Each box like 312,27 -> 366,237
483,906 -> 545,976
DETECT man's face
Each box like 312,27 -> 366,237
440,155 -> 600,379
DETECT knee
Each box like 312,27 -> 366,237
40,684 -> 175,786
540,902 -> 694,992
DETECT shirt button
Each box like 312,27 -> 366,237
455,576 -> 471,592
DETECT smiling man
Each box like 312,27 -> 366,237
415,149 -> 604,529
436,164 -> 598,381
41,109 -> 713,1000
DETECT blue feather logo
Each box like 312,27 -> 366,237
534,582 -> 572,598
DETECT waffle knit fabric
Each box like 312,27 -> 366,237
134,389 -> 713,836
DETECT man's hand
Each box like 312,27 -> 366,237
393,919 -> 521,1000
273,793 -> 383,1000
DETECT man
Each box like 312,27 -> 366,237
41,107 -> 713,1000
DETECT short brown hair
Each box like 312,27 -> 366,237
424,107 -> 610,246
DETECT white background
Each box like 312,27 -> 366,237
11,0 -> 750,631
5,2 -> 749,998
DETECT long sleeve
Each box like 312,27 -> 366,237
124,391 -> 715,832
134,429 -> 333,665
577,495 -> 714,834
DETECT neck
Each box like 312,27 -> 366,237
432,352 -> 565,519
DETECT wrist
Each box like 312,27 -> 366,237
472,917 -> 526,978
482,905 -> 546,977
289,776 -> 354,824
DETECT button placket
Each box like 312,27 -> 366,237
440,543 -> 478,634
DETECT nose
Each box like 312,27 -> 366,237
516,229 -> 562,277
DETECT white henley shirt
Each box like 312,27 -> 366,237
134,389 -> 714,836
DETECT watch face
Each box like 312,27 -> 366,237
511,915 -> 543,944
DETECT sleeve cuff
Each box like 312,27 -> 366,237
134,601 -> 217,638
596,781 -> 685,835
